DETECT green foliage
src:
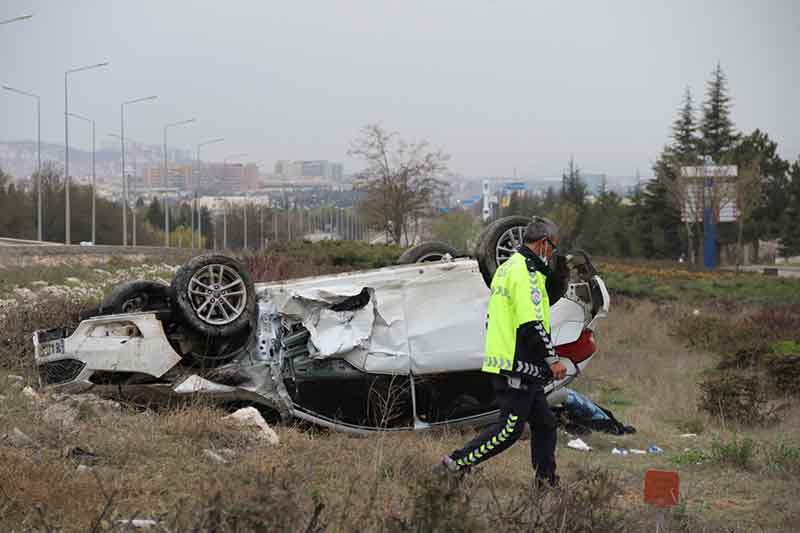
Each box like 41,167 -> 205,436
763,439 -> 800,476
710,435 -> 756,469
430,210 -> 479,252
670,448 -> 710,466
604,268 -> 800,306
779,160 -> 800,256
0,162 -> 161,245
700,62 -> 739,158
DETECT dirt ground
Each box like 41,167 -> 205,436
1,297 -> 799,531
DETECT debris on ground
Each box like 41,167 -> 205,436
2,427 -> 36,448
203,449 -> 228,464
223,407 -> 280,445
612,447 -> 647,456
63,446 -> 98,465
567,437 -> 591,451
114,519 -> 159,529
647,445 -> 664,454
43,394 -> 123,428
21,386 -> 40,401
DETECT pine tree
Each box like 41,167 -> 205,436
700,63 -> 738,160
673,86 -> 700,162
641,87 -> 698,260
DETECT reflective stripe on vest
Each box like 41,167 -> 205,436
482,252 -> 550,375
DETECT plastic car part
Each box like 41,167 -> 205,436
172,254 -> 256,337
397,241 -> 459,264
474,215 -> 531,288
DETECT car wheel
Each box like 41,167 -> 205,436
397,241 -> 459,264
100,280 -> 173,314
171,254 -> 256,337
474,215 -> 531,288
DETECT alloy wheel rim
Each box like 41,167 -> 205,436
187,264 -> 247,325
495,226 -> 526,267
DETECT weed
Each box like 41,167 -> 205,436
670,448 -> 710,466
763,438 -> 800,477
710,435 -> 756,469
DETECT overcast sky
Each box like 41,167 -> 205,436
1,0 -> 797,178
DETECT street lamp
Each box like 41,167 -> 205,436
222,153 -> 248,250
3,84 -> 41,241
109,132 -> 141,245
66,112 -> 95,244
121,95 -> 157,245
194,137 -> 224,249
65,61 -> 109,244
163,118 -> 196,247
0,14 -> 33,25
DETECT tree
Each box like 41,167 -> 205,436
646,87 -> 701,261
349,124 -> 448,245
779,160 -> 800,258
700,63 -> 738,160
431,210 -> 478,252
732,161 -> 762,266
735,130 -> 791,242
558,156 -> 587,247
146,197 -> 164,230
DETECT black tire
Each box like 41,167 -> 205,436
397,241 -> 459,264
474,216 -> 531,288
171,254 -> 256,337
100,280 -> 173,314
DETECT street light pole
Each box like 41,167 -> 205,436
3,84 -> 41,240
163,118 -> 197,247
195,137 -> 224,247
120,95 -> 156,246
67,113 -> 95,243
65,61 -> 109,244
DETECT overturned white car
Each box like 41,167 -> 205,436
33,217 -> 610,434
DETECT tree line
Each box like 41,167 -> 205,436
431,63 -> 800,263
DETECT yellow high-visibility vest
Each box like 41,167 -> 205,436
482,252 -> 550,375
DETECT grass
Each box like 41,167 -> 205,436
0,256 -> 181,298
599,260 -> 800,305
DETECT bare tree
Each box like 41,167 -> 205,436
733,162 -> 762,268
349,124 -> 448,245
662,166 -> 701,264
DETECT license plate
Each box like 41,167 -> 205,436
39,338 -> 65,357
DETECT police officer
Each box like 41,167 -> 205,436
435,216 -> 569,487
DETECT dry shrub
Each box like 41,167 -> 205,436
764,341 -> 800,395
242,253 -> 346,282
0,295 -> 96,372
698,371 -> 775,425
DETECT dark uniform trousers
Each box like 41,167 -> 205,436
449,375 -> 557,482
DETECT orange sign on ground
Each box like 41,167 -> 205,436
644,469 -> 680,507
